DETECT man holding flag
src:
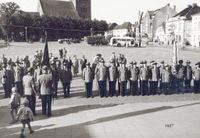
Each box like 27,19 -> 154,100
38,37 -> 53,117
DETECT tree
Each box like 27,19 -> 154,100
0,2 -> 20,41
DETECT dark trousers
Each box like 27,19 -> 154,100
3,83 -> 12,98
163,82 -> 170,95
41,95 -> 52,117
25,95 -> 36,115
52,81 -> 58,97
170,75 -> 176,90
150,81 -> 158,95
184,80 -> 191,92
141,80 -> 148,96
120,81 -> 127,96
16,81 -> 24,96
85,82 -> 93,97
194,80 -> 200,93
109,81 -> 116,96
98,81 -> 106,97
130,80 -> 138,96
160,80 -> 163,92
176,78 -> 184,93
62,82 -> 71,97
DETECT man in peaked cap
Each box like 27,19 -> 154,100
184,60 -> 192,92
149,62 -> 160,95
140,60 -> 149,96
108,60 -> 118,97
193,62 -> 200,93
38,65 -> 53,117
82,62 -> 94,98
118,60 -> 129,96
176,60 -> 185,93
129,61 -> 139,96
95,59 -> 108,97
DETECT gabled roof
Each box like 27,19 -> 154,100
114,22 -> 132,30
173,4 -> 200,20
108,23 -> 118,30
39,0 -> 80,19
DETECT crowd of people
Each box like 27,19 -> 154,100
0,48 -> 200,137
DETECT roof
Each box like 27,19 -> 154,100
25,12 -> 40,16
39,0 -> 80,19
173,4 -> 200,20
114,22 -> 132,30
108,23 -> 118,30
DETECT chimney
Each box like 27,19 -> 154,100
167,3 -> 170,6
188,4 -> 192,8
173,5 -> 176,11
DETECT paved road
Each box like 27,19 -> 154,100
0,76 -> 200,138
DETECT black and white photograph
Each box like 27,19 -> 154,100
0,0 -> 200,138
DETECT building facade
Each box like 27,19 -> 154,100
191,13 -> 200,47
166,4 -> 200,46
141,4 -> 176,41
37,0 -> 91,20
113,22 -> 133,37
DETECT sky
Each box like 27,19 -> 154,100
0,0 -> 199,24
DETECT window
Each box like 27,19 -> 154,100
81,8 -> 87,13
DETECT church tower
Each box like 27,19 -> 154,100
71,0 -> 91,20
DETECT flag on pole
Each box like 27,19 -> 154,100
42,38 -> 50,67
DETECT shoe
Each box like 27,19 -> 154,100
30,130 -> 34,134
20,134 -> 25,138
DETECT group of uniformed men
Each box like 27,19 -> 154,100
1,50 -> 200,117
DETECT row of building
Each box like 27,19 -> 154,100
106,3 -> 200,48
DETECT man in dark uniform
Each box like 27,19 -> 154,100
193,62 -> 200,93
50,62 -> 59,98
159,61 -> 165,93
108,60 -> 118,97
118,60 -> 129,96
14,60 -> 25,96
162,65 -> 172,95
149,62 -> 160,95
184,60 -> 192,92
176,60 -> 185,93
60,62 -> 73,98
82,62 -> 94,98
129,61 -> 139,96
140,61 -> 149,96
23,67 -> 37,115
95,59 -> 108,97
38,66 -> 53,117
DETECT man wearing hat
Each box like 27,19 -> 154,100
149,62 -> 160,95
193,62 -> 200,93
129,61 -> 139,96
38,65 -> 53,117
60,62 -> 73,98
162,65 -> 172,95
33,62 -> 42,93
50,62 -> 59,98
108,60 -> 118,97
159,61 -> 165,93
14,59 -> 25,96
176,60 -> 185,93
23,67 -> 37,115
95,59 -> 108,97
82,62 -> 94,98
118,60 -> 129,96
140,61 -> 149,96
184,60 -> 193,92
80,55 -> 87,73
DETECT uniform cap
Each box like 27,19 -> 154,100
42,65 -> 48,70
140,61 -> 144,64
86,62 -> 91,65
143,60 -> 147,64
27,67 -> 34,73
160,61 -> 164,64
110,60 -> 115,63
179,60 -> 183,64
186,60 -> 191,63
22,98 -> 29,105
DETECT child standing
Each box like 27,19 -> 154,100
16,98 -> 34,138
9,87 -> 21,124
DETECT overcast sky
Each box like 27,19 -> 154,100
0,0 -> 199,24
